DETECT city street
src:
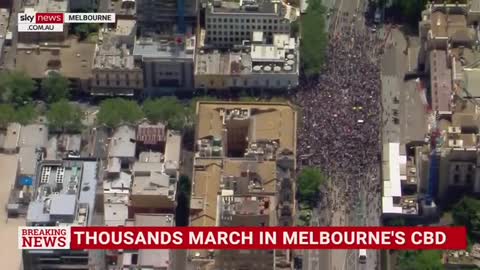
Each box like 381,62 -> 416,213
300,0 -> 382,269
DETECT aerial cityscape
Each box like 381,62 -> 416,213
0,0 -> 479,269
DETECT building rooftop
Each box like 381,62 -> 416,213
196,34 -> 298,76
16,39 -> 95,80
131,162 -> 176,198
58,134 -> 82,153
116,19 -> 136,36
471,0 -> 480,12
94,23 -> 137,70
24,0 -> 68,12
19,124 -> 48,148
139,151 -> 163,163
136,123 -> 166,145
382,142 -> 403,214
209,0 -> 277,14
430,50 -> 452,112
18,146 -> 38,176
27,160 -> 98,225
133,35 -> 195,60
382,143 -> 418,215
106,0 -> 136,17
105,203 -> 129,226
196,102 -> 296,151
134,214 -> 174,269
103,169 -> 130,226
219,194 -> 273,226
164,130 -> 181,171
191,101 -> 296,227
108,125 -> 136,158
208,0 -> 299,22
2,123 -> 21,151
104,171 -> 132,193
0,8 -> 9,38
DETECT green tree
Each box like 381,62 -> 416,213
41,72 -> 70,103
0,104 -> 15,128
452,196 -> 480,240
396,250 -> 443,270
16,104 -> 36,125
97,98 -> 144,128
297,167 -> 326,207
300,0 -> 328,75
72,23 -> 99,41
143,97 -> 187,129
0,71 -> 36,106
47,100 -> 83,132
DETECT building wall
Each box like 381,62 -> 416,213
438,149 -> 477,199
23,250 -> 90,270
205,13 -> 290,47
69,0 -> 96,11
195,72 -> 298,90
143,59 -> 194,94
216,250 -> 274,270
91,68 -> 144,95
136,0 -> 197,27
130,194 -> 176,211
18,26 -> 68,43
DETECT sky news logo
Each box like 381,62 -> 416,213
19,226 -> 70,249
17,12 -> 115,32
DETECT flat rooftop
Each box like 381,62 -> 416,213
191,101 -> 296,227
25,0 -> 68,12
196,101 -> 296,151
471,0 -> 480,12
430,50 -> 452,112
16,39 -> 95,80
106,0 -> 136,16
209,0 -> 277,14
135,214 -> 173,268
27,160 -> 98,225
133,35 -> 195,60
196,34 -> 298,76
108,125 -> 136,158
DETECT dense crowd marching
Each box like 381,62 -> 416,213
295,12 -> 383,224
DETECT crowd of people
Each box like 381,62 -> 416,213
295,12 -> 383,225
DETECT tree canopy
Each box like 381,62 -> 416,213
297,167 -> 326,207
396,250 -> 443,270
452,196 -> 480,241
143,97 -> 187,130
0,71 -> 36,106
47,100 -> 83,133
41,72 -> 70,103
97,98 -> 144,128
72,23 -> 100,41
0,104 -> 15,128
16,104 -> 36,125
300,0 -> 328,75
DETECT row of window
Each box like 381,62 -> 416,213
207,23 -> 288,31
95,73 -> 142,81
207,36 -> 245,43
154,71 -> 180,76
94,80 -> 142,87
207,30 -> 265,36
208,17 -> 280,24
199,78 -> 293,87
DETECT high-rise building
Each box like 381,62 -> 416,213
136,0 -> 198,32
204,0 -> 297,47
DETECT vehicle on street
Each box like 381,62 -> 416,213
359,249 -> 367,264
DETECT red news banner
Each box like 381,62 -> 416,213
19,226 -> 467,250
